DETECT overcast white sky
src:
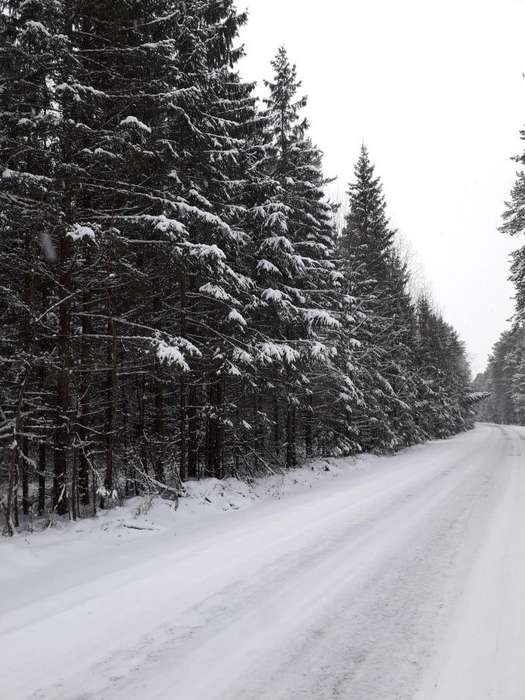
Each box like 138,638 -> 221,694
238,0 -> 525,374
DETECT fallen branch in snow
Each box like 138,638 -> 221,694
131,463 -> 182,505
122,523 -> 160,532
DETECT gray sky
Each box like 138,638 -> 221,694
238,0 -> 525,374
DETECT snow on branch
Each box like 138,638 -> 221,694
67,224 -> 97,242
257,342 -> 301,366
304,309 -> 341,329
199,283 -> 234,302
119,116 -> 152,134
153,334 -> 201,372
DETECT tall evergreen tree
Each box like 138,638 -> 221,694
246,47 -> 343,467
478,122 -> 525,427
501,171 -> 525,320
340,146 -> 408,450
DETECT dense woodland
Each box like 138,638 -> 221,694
474,146 -> 525,425
0,0 -> 476,535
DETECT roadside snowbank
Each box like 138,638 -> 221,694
3,453 -> 364,547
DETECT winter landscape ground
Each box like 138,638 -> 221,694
3,422 -> 525,700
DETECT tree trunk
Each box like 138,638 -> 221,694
53,234 -> 71,517
206,378 -> 224,479
273,396 -> 281,458
53,0 -> 75,518
180,377 -> 187,481
78,298 -> 90,506
187,385 -> 199,479
71,442 -> 78,521
305,406 -> 313,459
286,403 -> 296,469
21,436 -> 29,516
153,370 -> 165,483
179,275 -> 188,480
38,442 -> 46,516
102,305 -> 117,506
3,444 -> 18,536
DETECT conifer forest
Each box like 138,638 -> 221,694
474,171 -> 525,425
0,1 -> 499,536
0,1 -> 483,535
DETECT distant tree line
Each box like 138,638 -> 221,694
0,0 -> 474,535
474,141 -> 525,425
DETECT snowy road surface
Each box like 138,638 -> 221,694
2,423 -> 525,699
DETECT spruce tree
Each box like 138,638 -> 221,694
501,171 -> 525,321
480,119 -> 525,426
247,47 -> 342,466
340,146 -> 404,450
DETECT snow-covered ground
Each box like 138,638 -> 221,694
2,423 -> 525,699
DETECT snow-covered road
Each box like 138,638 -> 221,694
2,423 -> 525,700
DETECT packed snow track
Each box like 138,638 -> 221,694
2,423 -> 525,699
